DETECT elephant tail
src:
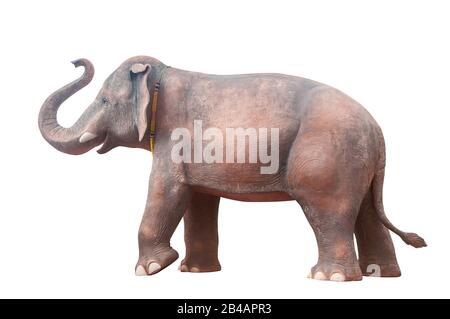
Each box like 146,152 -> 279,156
371,168 -> 427,248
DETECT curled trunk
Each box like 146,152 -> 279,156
38,59 -> 97,155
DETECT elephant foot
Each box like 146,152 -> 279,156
178,258 -> 221,273
359,262 -> 401,277
308,261 -> 363,282
135,245 -> 179,276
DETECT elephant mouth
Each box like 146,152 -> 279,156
78,131 -> 116,154
96,133 -> 115,154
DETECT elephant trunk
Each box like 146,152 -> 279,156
38,58 -> 99,155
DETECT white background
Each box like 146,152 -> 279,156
0,0 -> 448,298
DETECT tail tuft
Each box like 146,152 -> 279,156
402,232 -> 427,248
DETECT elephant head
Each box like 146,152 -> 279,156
38,56 -> 166,155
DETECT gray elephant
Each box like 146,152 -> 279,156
39,56 -> 425,281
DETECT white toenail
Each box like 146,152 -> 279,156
147,263 -> 162,275
135,265 -> 147,276
190,267 -> 200,272
330,273 -> 346,282
180,265 -> 188,272
313,271 -> 327,280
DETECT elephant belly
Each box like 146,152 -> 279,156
185,161 -> 288,193
192,186 -> 293,202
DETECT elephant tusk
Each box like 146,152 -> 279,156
79,132 -> 97,143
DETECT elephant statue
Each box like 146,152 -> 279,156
39,56 -> 426,281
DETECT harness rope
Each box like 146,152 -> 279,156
149,66 -> 170,152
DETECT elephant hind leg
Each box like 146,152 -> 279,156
286,131 -> 366,281
287,152 -> 364,281
298,198 -> 363,282
355,190 -> 401,277
180,192 -> 221,273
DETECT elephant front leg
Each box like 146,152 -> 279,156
180,192 -> 221,273
135,174 -> 192,276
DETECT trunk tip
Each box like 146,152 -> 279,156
71,58 -> 88,68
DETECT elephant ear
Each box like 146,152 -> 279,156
130,63 -> 152,142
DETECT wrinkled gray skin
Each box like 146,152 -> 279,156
39,56 -> 425,281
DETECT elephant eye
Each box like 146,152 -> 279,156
101,97 -> 109,106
